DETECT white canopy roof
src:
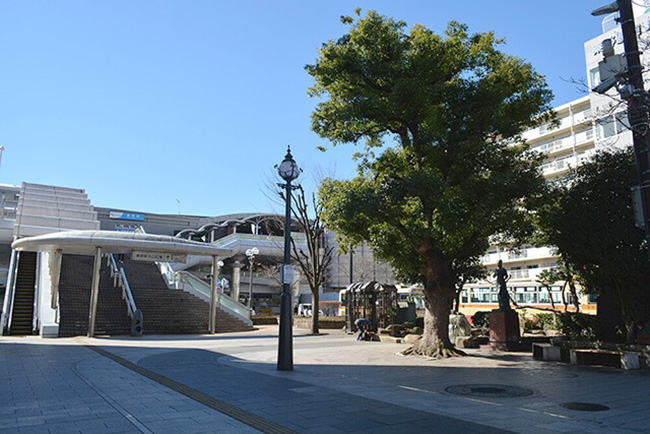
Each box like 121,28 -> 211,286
12,230 -> 233,257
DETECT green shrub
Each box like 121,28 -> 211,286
523,313 -> 559,332
523,317 -> 538,331
533,313 -> 557,331
471,311 -> 490,328
556,312 -> 599,341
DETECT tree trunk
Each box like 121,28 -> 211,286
569,282 -> 580,313
625,322 -> 638,345
402,285 -> 465,358
596,289 -> 625,343
545,285 -> 556,310
311,289 -> 319,334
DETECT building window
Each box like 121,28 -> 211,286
538,291 -> 550,303
596,111 -> 628,139
589,67 -> 600,87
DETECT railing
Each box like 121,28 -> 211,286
0,203 -> 17,219
509,269 -> 530,280
573,109 -> 593,125
158,261 -> 177,286
107,254 -> 143,336
1,250 -> 19,334
139,225 -> 251,326
177,270 -> 252,325
542,156 -> 574,174
507,249 -> 528,260
536,138 -> 566,154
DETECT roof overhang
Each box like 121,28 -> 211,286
12,230 -> 233,257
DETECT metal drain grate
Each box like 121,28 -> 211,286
560,402 -> 610,412
445,384 -> 534,398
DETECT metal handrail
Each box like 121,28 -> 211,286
119,268 -> 137,317
177,270 -> 251,322
158,261 -> 178,286
107,254 -> 142,335
1,250 -> 19,334
140,225 -> 250,325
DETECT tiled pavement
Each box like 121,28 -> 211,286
0,338 -> 258,433
1,329 -> 650,433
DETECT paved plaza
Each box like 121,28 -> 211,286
1,326 -> 649,434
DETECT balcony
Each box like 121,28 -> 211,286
572,109 -> 593,125
533,137 -> 572,157
542,156 -> 575,176
574,128 -> 595,149
509,269 -> 529,280
508,249 -> 528,260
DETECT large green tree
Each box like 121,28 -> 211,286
536,149 -> 650,343
308,10 -> 553,357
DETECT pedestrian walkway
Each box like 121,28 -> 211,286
1,328 -> 649,433
0,337 -> 258,433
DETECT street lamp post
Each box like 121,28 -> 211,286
245,247 -> 259,308
275,146 -> 301,371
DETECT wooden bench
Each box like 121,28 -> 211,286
532,343 -> 561,361
569,349 -> 639,370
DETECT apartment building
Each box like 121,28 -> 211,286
461,8 -> 650,314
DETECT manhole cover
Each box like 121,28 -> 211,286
560,402 -> 610,412
445,384 -> 534,398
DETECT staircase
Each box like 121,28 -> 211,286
58,255 -> 131,337
56,254 -> 253,336
121,257 -> 254,334
9,251 -> 37,335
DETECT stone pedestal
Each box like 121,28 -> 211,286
489,310 -> 521,351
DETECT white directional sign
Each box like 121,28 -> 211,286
132,251 -> 187,263
281,265 -> 294,284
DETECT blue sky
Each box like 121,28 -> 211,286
0,1 -> 604,217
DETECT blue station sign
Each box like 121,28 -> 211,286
109,211 -> 145,221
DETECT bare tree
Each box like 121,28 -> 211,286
258,262 -> 283,290
280,185 -> 334,334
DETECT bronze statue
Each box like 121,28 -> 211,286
493,260 -> 512,311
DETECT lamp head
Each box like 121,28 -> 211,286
276,146 -> 301,182
592,2 -> 619,16
592,75 -> 618,94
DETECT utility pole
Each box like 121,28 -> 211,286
593,0 -> 650,262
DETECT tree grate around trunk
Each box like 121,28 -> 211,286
445,384 -> 534,398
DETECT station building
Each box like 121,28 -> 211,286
0,179 -> 398,338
